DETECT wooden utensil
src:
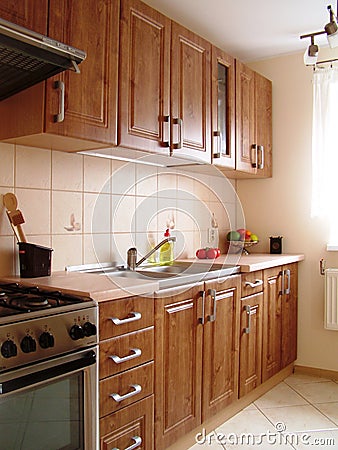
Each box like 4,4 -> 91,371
3,192 -> 27,242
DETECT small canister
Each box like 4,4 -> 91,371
270,236 -> 283,254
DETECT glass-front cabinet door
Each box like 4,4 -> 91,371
211,46 -> 236,169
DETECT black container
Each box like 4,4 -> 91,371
270,236 -> 283,254
18,242 -> 53,278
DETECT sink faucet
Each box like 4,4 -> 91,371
127,236 -> 176,270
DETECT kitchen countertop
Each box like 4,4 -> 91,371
2,253 -> 304,301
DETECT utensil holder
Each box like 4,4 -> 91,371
18,242 -> 53,278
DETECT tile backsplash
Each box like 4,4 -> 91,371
0,143 -> 241,275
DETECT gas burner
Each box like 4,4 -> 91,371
25,295 -> 51,308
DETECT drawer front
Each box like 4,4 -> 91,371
99,296 -> 154,340
99,361 -> 154,417
100,396 -> 154,450
99,327 -> 154,379
241,271 -> 263,297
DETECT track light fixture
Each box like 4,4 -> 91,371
300,2 -> 338,65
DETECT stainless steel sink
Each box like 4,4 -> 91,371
66,261 -> 240,290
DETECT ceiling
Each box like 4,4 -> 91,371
142,0 -> 335,62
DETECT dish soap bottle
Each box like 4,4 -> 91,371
159,229 -> 174,265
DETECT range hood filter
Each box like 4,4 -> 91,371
0,17 -> 86,101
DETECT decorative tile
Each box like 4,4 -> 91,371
52,191 -> 82,234
16,146 -> 51,189
0,143 -> 14,187
52,151 -> 83,191
84,155 -> 111,193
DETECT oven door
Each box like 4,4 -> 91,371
0,346 -> 98,450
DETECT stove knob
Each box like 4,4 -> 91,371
1,340 -> 18,358
69,324 -> 85,340
83,321 -> 97,337
20,335 -> 37,353
39,331 -> 55,349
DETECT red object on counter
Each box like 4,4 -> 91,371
196,247 -> 220,259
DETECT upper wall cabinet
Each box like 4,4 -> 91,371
119,0 -> 211,163
233,61 -> 272,178
0,0 -> 48,33
211,46 -> 236,169
0,0 -> 119,151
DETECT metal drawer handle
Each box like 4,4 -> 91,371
112,436 -> 142,450
283,269 -> 291,295
53,80 -> 65,123
245,279 -> 263,288
110,312 -> 142,325
244,305 -> 251,334
258,145 -> 264,169
172,117 -> 183,151
110,348 -> 142,364
162,115 -> 170,148
110,383 -> 142,403
213,130 -> 221,158
198,290 -> 206,325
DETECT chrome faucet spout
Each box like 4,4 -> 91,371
127,236 -> 176,270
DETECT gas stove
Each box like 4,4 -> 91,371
0,282 -> 98,372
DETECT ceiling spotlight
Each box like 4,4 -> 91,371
325,5 -> 338,48
303,36 -> 319,65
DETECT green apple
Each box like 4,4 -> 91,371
227,230 -> 241,241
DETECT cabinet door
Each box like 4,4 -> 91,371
211,46 -> 236,169
119,0 -> 171,153
100,396 -> 154,450
235,61 -> 256,174
255,72 -> 272,178
239,292 -> 263,397
0,0 -> 48,33
45,0 -> 119,145
154,284 -> 204,450
262,266 -> 282,382
281,263 -> 298,368
202,276 -> 240,420
171,22 -> 211,162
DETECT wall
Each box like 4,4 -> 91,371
0,143 -> 239,275
237,49 -> 338,371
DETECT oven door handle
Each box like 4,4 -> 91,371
0,349 -> 96,395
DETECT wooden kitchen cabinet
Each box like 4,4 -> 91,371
239,272 -> 264,398
211,46 -> 236,169
154,276 -> 240,449
234,61 -> 272,178
0,0 -> 119,151
0,0 -> 48,33
119,0 -> 211,162
262,263 -> 298,382
98,295 -> 154,449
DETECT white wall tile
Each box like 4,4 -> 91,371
84,193 -> 111,234
0,143 -> 14,187
0,189 -> 15,236
83,233 -> 111,265
111,232 -> 136,266
51,234 -> 83,271
52,151 -> 83,191
0,236 -> 15,276
52,191 -> 82,234
84,155 -> 111,193
135,165 -> 158,196
135,195 -> 158,233
15,188 -> 51,236
111,195 -> 136,233
111,160 -> 136,195
16,146 -> 51,189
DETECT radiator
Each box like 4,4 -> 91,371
324,268 -> 338,330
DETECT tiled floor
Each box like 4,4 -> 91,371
189,372 -> 338,449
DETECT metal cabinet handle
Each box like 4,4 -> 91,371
53,80 -> 65,123
283,269 -> 291,295
245,279 -> 263,288
244,305 -> 251,334
110,312 -> 142,325
172,117 -> 183,151
213,130 -> 221,158
110,383 -> 142,403
198,291 -> 206,325
112,436 -> 142,450
162,115 -> 170,148
109,348 -> 142,364
258,145 -> 264,169
251,144 -> 258,168
207,289 -> 217,322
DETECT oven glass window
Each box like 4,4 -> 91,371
0,372 -> 84,450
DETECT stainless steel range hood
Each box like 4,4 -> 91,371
0,17 -> 86,101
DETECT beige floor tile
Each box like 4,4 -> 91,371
284,373 -> 332,387
315,402 -> 338,425
254,382 -> 308,409
292,429 -> 338,450
189,431 -> 225,449
291,381 -> 338,404
215,408 -> 274,437
261,404 -> 336,433
224,440 -> 295,449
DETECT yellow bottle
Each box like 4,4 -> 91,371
159,229 -> 174,265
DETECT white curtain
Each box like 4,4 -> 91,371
311,67 -> 338,244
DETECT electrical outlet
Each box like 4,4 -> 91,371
208,228 -> 216,243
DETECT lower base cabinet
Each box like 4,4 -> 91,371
99,396 -> 154,450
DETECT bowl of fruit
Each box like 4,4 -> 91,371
226,229 -> 259,255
